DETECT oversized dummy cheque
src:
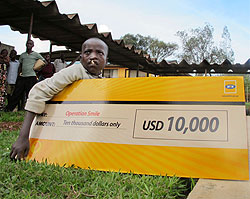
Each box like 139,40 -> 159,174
28,76 -> 249,180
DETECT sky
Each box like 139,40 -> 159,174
0,0 -> 249,64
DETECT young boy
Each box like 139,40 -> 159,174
6,50 -> 19,108
10,38 -> 108,160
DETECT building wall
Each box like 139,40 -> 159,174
118,68 -> 126,78
127,70 -> 155,78
0,42 -> 14,54
103,67 -> 122,78
103,67 -> 156,78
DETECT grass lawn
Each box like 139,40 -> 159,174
246,103 -> 250,115
0,111 -> 195,198
246,102 -> 250,108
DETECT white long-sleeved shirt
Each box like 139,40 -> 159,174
25,64 -> 100,114
7,60 -> 19,84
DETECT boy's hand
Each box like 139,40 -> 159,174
10,136 -> 30,161
10,111 -> 36,161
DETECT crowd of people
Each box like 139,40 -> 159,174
0,40 -> 71,112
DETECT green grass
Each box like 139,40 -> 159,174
246,103 -> 250,115
0,111 -> 25,122
246,102 -> 250,108
0,111 -> 196,198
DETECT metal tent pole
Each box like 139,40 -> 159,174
27,13 -> 34,41
136,63 -> 139,77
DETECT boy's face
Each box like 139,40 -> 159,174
81,38 -> 108,76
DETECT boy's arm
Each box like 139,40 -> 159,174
10,111 -> 36,160
25,64 -> 89,113
10,64 -> 91,160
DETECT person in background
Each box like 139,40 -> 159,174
6,49 -> 19,109
0,49 -> 10,111
0,49 -> 10,65
10,37 -> 108,160
37,54 -> 55,82
54,53 -> 67,72
5,39 -> 45,112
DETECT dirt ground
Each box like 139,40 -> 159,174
0,122 -> 22,132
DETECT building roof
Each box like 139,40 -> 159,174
157,59 -> 250,75
0,0 -> 249,75
0,0 -> 157,71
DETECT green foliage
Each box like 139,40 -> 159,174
244,75 -> 250,103
176,23 -> 235,64
244,75 -> 250,92
0,111 -> 25,122
0,111 -> 195,198
121,34 -> 178,61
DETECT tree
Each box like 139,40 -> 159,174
121,34 -> 178,62
219,26 -> 234,62
176,23 -> 235,64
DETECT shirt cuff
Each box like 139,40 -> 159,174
25,99 -> 45,114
